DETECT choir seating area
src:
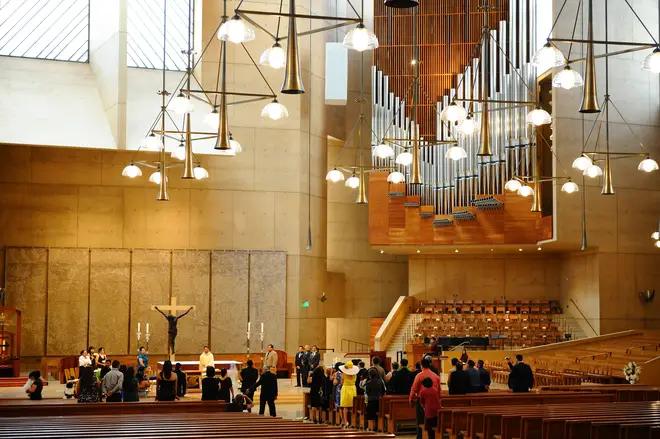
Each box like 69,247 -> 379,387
413,299 -> 564,349
485,330 -> 660,386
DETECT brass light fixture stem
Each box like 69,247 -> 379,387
579,0 -> 600,114
215,1 -> 231,150
357,113 -> 368,204
601,0 -> 614,195
531,130 -> 542,212
581,175 -> 587,250
157,0 -> 169,201
281,0 -> 304,94
181,5 -> 195,178
410,7 -> 422,185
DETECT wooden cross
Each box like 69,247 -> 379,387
151,297 -> 196,362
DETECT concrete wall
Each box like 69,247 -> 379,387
409,254 -> 561,301
550,0 -> 660,333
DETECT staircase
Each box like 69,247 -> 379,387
555,315 -> 589,341
386,314 -> 421,361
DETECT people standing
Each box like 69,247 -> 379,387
122,366 -> 139,402
295,346 -> 305,387
385,362 -> 398,383
201,366 -> 219,401
477,360 -> 491,392
465,360 -> 481,393
88,346 -> 98,369
199,345 -> 214,387
250,366 -> 278,417
217,368 -> 234,403
308,345 -> 320,370
419,377 -> 442,439
363,368 -> 386,432
339,361 -> 359,428
369,357 -> 386,379
25,371 -> 43,400
264,344 -> 278,374
448,363 -> 469,395
174,362 -> 187,397
309,365 -> 325,423
97,347 -> 110,378
460,349 -> 469,364
507,354 -> 534,392
137,346 -> 149,369
388,358 -> 413,395
103,360 -> 124,402
239,359 -> 258,412
356,361 -> 368,396
156,360 -> 178,401
76,366 -> 100,403
301,345 -> 311,387
409,358 -> 441,439
78,350 -> 91,367
424,355 -> 440,375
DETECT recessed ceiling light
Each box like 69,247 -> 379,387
416,249 -> 421,254
455,249 -> 459,253
518,248 -> 523,252
490,248 -> 494,252
537,247 -> 542,251
380,249 -> 384,254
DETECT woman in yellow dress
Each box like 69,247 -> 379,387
339,361 -> 359,428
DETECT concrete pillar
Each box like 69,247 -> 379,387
89,0 -> 128,149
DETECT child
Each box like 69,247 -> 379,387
419,377 -> 442,439
64,376 -> 77,399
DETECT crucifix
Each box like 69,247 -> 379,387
151,297 -> 195,362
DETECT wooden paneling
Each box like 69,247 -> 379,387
370,318 -> 386,350
369,172 -> 551,246
373,0 -> 509,138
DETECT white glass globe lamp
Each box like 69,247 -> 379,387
505,178 -> 522,192
171,142 -> 186,161
638,157 -> 659,172
326,168 -> 345,183
526,107 -> 552,126
561,181 -> 579,194
229,134 -> 242,154
204,108 -> 220,129
217,15 -> 255,44
373,143 -> 395,159
642,48 -> 660,73
122,163 -> 142,178
193,165 -> 209,180
440,101 -> 467,123
141,133 -> 162,151
584,164 -> 603,178
652,231 -> 660,240
552,66 -> 584,90
345,174 -> 360,189
149,170 -> 168,185
343,23 -> 379,52
457,114 -> 479,135
395,151 -> 413,166
518,185 -> 534,197
260,42 -> 286,69
445,145 -> 468,161
387,171 -> 405,184
261,99 -> 289,120
531,42 -> 566,69
170,92 -> 194,114
572,155 -> 592,171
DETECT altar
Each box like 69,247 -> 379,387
156,360 -> 243,389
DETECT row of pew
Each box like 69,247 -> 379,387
304,386 -> 660,438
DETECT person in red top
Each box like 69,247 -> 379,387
409,358 -> 441,439
420,377 -> 442,439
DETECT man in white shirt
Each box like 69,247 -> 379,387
78,350 -> 91,367
199,345 -> 214,388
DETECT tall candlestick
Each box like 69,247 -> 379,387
138,322 -> 141,332
248,321 -> 251,332
146,322 -> 149,333
261,322 -> 264,333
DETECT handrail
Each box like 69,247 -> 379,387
575,352 -> 612,363
569,299 -> 599,337
626,343 -> 660,354
450,341 -> 472,351
374,296 -> 415,351
340,339 -> 369,353
644,355 -> 660,365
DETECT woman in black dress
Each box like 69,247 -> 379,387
156,360 -> 177,401
25,371 -> 43,400
201,366 -> 219,401
217,368 -> 234,403
309,366 -> 325,423
97,347 -> 110,378
77,366 -> 100,403
363,368 -> 386,431
122,367 -> 139,402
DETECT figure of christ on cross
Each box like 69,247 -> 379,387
151,297 -> 195,361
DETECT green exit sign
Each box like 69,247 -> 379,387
301,301 -> 310,308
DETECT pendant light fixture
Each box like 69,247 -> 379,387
373,143 -> 395,159
531,42 -> 566,69
217,14 -> 255,44
281,0 -> 304,94
261,99 -> 289,120
122,163 -> 142,178
642,48 -> 660,73
440,101 -> 468,123
572,154 -> 592,171
445,144 -> 468,161
387,171 -> 405,183
395,151 -> 413,166
343,23 -> 379,52
561,181 -> 579,193
638,157 -> 659,172
579,0 -> 600,113
552,66 -> 584,90
505,179 -> 522,192
260,41 -> 286,69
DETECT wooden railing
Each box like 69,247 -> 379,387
374,296 -> 415,351
626,343 -> 660,354
575,352 -> 612,363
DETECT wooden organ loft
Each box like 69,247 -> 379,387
369,0 -> 553,246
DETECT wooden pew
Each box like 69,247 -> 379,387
0,412 -> 395,439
